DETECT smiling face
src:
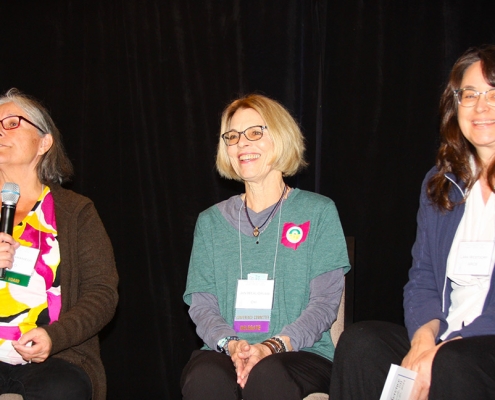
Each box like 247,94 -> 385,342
226,107 -> 279,184
0,102 -> 52,174
457,61 -> 495,163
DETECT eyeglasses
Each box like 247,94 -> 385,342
454,88 -> 495,107
0,115 -> 46,134
221,125 -> 267,146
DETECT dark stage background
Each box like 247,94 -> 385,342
1,1 -> 495,398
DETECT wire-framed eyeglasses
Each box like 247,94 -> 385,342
0,115 -> 46,134
221,125 -> 267,146
454,88 -> 495,107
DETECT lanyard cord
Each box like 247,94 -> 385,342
36,185 -> 44,251
272,200 -> 283,279
238,202 -> 243,279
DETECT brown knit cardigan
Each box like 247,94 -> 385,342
42,184 -> 119,400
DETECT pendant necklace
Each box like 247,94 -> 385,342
244,184 -> 287,238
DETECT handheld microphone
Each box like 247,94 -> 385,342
0,182 -> 20,279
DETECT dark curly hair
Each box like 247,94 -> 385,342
427,45 -> 495,211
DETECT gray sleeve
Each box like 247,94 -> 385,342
189,292 -> 237,350
279,269 -> 344,351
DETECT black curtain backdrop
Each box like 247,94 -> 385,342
1,1 -> 495,398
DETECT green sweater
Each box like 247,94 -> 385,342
184,189 -> 349,360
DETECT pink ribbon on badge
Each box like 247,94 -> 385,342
281,221 -> 310,250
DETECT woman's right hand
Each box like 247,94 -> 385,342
0,232 -> 20,270
402,343 -> 438,400
401,320 -> 440,400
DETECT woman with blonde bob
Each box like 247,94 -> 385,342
182,94 -> 350,399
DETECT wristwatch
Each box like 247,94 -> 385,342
217,336 -> 239,356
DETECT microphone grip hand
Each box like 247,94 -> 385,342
0,232 -> 19,279
0,182 -> 20,280
0,203 -> 16,279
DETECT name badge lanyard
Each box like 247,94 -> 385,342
233,198 -> 283,333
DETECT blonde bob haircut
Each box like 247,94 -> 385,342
216,94 -> 307,181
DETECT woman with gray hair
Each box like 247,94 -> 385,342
181,94 -> 350,399
0,89 -> 118,400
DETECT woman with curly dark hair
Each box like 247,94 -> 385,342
330,45 -> 495,400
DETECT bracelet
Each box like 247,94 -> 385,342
217,336 -> 239,356
260,341 -> 277,354
263,339 -> 280,352
264,338 -> 283,353
271,336 -> 288,352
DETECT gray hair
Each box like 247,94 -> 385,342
0,88 -> 73,184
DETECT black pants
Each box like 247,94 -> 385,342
330,320 -> 495,400
0,357 -> 92,400
181,349 -> 333,400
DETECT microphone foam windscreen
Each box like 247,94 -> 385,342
1,182 -> 20,205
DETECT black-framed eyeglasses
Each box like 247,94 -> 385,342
0,115 -> 46,134
454,88 -> 495,107
221,125 -> 267,146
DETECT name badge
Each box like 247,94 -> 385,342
455,241 -> 494,276
234,279 -> 274,333
1,246 -> 40,286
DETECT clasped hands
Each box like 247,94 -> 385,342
229,339 -> 272,388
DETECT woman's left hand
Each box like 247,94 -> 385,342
12,327 -> 53,363
230,340 -> 271,388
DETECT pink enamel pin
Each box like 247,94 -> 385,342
281,221 -> 310,250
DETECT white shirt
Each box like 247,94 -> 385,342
442,180 -> 495,339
